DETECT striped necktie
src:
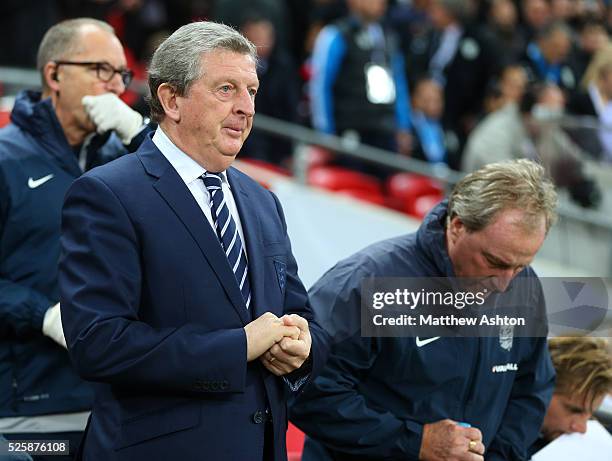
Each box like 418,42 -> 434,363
202,172 -> 251,309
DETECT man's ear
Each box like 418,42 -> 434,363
447,216 -> 465,245
43,62 -> 60,92
157,83 -> 181,122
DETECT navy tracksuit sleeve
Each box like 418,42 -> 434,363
0,169 -> 52,336
487,336 -> 555,460
289,267 -> 423,459
0,278 -> 52,336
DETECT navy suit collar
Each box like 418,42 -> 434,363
139,134 -> 171,178
138,138 -> 252,325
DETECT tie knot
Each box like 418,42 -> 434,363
202,172 -> 223,191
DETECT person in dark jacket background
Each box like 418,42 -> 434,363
408,76 -> 460,167
402,0 -> 498,167
0,18 -> 149,458
290,159 -> 558,461
521,21 -> 577,93
309,0 -> 412,164
239,13 -> 301,167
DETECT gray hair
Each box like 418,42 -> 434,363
447,159 -> 558,233
37,18 -> 115,87
147,21 -> 257,122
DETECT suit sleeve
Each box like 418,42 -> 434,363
289,265 -> 423,459
59,174 -> 247,393
270,191 -> 330,390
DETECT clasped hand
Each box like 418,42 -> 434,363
244,312 -> 311,376
419,419 -> 485,461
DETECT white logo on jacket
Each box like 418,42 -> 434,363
492,363 -> 518,373
28,174 -> 54,189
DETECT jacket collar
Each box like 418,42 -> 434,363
138,136 -> 266,324
11,90 -> 81,176
416,199 -> 455,277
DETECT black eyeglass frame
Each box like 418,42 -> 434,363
53,60 -> 134,87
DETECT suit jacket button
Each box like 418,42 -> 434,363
252,410 -> 264,424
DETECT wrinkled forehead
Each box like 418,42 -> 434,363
199,50 -> 258,79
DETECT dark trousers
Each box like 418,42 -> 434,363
263,421 -> 274,461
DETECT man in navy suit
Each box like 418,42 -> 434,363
59,21 -> 325,460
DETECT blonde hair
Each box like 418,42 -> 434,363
549,337 -> 612,409
447,159 -> 558,233
581,42 -> 612,89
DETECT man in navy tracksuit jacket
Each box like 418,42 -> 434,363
290,160 -> 557,461
0,18 -> 149,454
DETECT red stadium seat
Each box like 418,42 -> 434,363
337,188 -> 386,206
240,158 -> 292,176
0,111 -> 10,128
412,193 -> 444,219
307,166 -> 385,207
385,173 -> 444,215
287,423 -> 305,461
308,166 -> 382,194
303,145 -> 333,171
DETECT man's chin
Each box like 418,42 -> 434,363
221,145 -> 244,161
80,118 -> 98,136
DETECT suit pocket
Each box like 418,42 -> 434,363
115,403 -> 200,450
262,242 -> 285,256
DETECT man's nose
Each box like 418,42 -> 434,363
234,88 -> 255,117
107,72 -> 126,95
491,270 -> 515,292
569,416 -> 588,434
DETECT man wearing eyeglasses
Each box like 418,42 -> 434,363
0,18 -> 149,459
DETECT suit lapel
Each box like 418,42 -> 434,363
138,139 -> 251,326
227,168 -> 266,319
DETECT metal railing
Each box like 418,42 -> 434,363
1,65 -> 612,234
0,66 -> 40,90
252,114 -> 612,233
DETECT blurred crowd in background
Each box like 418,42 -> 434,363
2,0 -> 612,207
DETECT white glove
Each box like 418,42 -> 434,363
82,93 -> 144,144
42,303 -> 67,349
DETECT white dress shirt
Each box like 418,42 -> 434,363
152,127 -> 248,252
